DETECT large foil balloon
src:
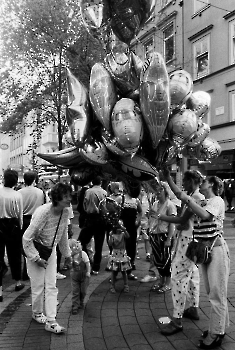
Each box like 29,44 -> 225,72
140,52 -> 170,149
182,137 -> 221,161
169,70 -> 193,110
37,147 -> 86,169
187,121 -> 210,148
66,69 -> 91,146
80,142 -> 109,165
89,63 -> 117,131
102,129 -> 129,157
167,109 -> 198,148
105,31 -> 141,99
111,98 -> 143,155
186,91 -> 211,118
80,0 -> 111,46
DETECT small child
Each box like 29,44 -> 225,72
69,239 -> 91,315
107,221 -> 132,293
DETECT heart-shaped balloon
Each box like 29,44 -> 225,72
80,0 -> 111,46
111,98 -> 143,155
169,70 -> 193,110
186,91 -> 211,118
89,63 -> 117,131
140,52 -> 170,149
167,109 -> 198,148
66,69 -> 92,145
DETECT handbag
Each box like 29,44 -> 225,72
185,235 -> 218,265
33,211 -> 62,261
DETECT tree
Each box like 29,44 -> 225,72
0,0 -> 105,150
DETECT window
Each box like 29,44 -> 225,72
144,37 -> 154,59
193,35 -> 210,79
229,19 -> 235,65
194,0 -> 209,14
231,90 -> 235,121
163,22 -> 175,63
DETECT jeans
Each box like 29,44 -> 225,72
27,247 -> 57,322
70,265 -> 89,309
201,237 -> 230,335
171,233 -> 200,318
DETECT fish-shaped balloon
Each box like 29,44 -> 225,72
89,63 -> 117,131
37,147 -> 85,169
140,52 -> 170,149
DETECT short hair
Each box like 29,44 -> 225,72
4,169 -> 18,188
183,170 -> 204,185
109,182 -> 120,194
50,182 -> 72,206
159,182 -> 170,198
92,176 -> 102,186
24,171 -> 38,186
208,176 -> 224,196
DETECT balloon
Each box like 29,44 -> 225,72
154,139 -> 173,168
186,91 -> 211,118
80,0 -> 111,46
105,31 -> 140,99
37,147 -> 85,169
187,121 -> 210,147
140,0 -> 156,27
110,153 -> 159,182
80,142 -> 109,165
89,63 -> 117,131
167,109 -> 198,148
182,137 -> 221,161
169,70 -> 193,110
111,98 -> 143,155
66,69 -> 92,145
102,129 -> 129,157
140,52 -> 170,149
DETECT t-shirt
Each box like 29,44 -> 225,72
19,186 -> 44,215
148,198 -> 177,234
0,187 -> 23,229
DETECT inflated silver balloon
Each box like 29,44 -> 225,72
66,69 -> 91,145
80,142 -> 109,165
89,63 -> 117,131
167,109 -> 198,148
102,129 -> 129,157
140,52 -> 170,149
186,91 -> 211,118
182,137 -> 221,161
187,121 -> 210,148
169,69 -> 193,110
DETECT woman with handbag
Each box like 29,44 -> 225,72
148,182 -> 177,293
162,170 -> 230,349
23,183 -> 73,334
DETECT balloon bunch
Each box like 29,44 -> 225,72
38,0 -> 221,191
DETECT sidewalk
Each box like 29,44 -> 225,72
0,216 -> 235,350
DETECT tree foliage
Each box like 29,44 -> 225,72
0,0 -> 105,150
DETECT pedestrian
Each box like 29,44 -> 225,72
0,169 -> 24,302
120,182 -> 142,280
69,239 -> 90,315
158,169 -> 205,336
137,187 -> 151,261
19,171 -> 45,280
107,220 -> 131,293
148,182 -> 177,293
22,183 -> 72,334
80,176 -> 107,275
175,176 -> 229,349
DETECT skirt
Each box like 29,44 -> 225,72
107,249 -> 132,272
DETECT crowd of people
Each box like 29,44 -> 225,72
0,168 -> 231,348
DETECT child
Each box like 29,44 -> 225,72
69,239 -> 91,315
107,221 -> 132,293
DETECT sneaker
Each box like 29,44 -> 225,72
32,313 -> 47,324
56,272 -> 66,280
91,270 -> 99,275
140,275 -> 157,283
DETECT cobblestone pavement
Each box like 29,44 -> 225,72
0,216 -> 235,350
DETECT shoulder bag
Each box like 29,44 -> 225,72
33,211 -> 63,261
185,234 -> 218,265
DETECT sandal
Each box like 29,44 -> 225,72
32,313 -> 47,324
45,322 -> 65,334
123,285 -> 129,293
156,285 -> 171,294
110,286 -> 116,294
151,283 -> 163,291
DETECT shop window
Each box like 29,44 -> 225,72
229,19 -> 235,65
163,22 -> 175,63
231,90 -> 235,121
193,35 -> 210,79
194,0 -> 209,14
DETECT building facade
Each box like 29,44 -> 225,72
133,0 -> 235,180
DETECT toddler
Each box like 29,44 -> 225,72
69,239 -> 90,315
107,221 -> 132,293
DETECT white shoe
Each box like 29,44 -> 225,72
56,272 -> 66,280
140,275 -> 157,283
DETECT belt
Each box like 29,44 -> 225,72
196,235 -> 223,247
